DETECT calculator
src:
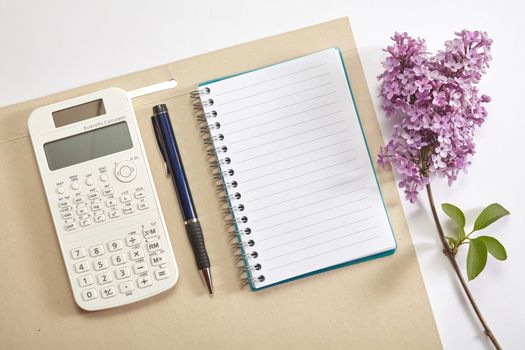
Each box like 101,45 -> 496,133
28,88 -> 178,311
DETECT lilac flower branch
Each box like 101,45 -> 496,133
377,30 -> 509,349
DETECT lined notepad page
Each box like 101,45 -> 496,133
201,48 -> 396,289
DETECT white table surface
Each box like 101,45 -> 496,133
1,1 -> 523,348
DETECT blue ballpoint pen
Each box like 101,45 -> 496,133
151,104 -> 213,294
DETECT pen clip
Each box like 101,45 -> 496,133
151,115 -> 171,176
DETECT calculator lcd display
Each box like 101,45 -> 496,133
44,121 -> 133,170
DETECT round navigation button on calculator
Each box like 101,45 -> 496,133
71,182 -> 80,190
100,173 -> 109,182
86,178 -> 94,186
115,161 -> 137,183
120,166 -> 132,177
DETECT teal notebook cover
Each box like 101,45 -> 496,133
198,48 -> 397,291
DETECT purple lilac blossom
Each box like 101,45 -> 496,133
377,30 -> 493,203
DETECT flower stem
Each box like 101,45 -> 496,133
425,184 -> 502,350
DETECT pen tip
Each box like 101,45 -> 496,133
199,267 -> 214,295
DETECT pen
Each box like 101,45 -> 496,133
151,104 -> 214,295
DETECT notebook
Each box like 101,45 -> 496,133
193,48 -> 397,290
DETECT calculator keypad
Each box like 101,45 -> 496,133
56,171 -> 150,233
51,160 -> 176,310
72,225 -> 170,303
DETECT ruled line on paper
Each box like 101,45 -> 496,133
258,209 -> 373,242
228,110 -> 342,146
248,169 -> 359,203
233,122 -> 346,156
254,194 -> 367,223
214,63 -> 327,96
250,182 -> 365,214
236,130 -> 348,164
222,92 -> 336,126
266,235 -> 381,271
227,102 -> 339,138
254,190 -> 365,225
218,72 -> 330,106
220,83 -> 333,116
256,206 -> 372,234
261,224 -> 379,253
242,150 -> 356,185
236,140 -> 350,175
242,162 -> 359,194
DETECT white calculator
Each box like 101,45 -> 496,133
28,88 -> 178,311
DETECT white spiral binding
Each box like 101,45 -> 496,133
192,87 -> 265,288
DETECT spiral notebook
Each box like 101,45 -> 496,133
194,48 -> 397,290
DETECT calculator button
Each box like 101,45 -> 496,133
125,234 -> 141,247
137,275 -> 152,288
71,182 -> 80,190
151,254 -> 166,266
87,192 -> 99,200
130,248 -> 145,261
94,259 -> 109,271
78,274 -> 94,287
76,206 -> 88,215
100,173 -> 109,182
59,199 -> 70,208
123,207 -> 135,215
134,190 -> 146,199
111,253 -> 126,265
73,195 -> 85,204
65,222 -> 77,231
94,213 -> 106,223
75,261 -> 90,273
91,203 -> 103,211
85,178 -> 94,186
108,209 -> 121,219
102,187 -> 114,196
133,262 -> 148,274
71,247 -> 86,260
105,199 -> 117,207
143,226 -> 158,239
79,218 -> 91,227
119,165 -> 132,178
119,281 -> 134,293
108,239 -> 123,252
101,286 -> 116,299
57,186 -> 65,194
82,288 -> 97,301
147,240 -> 162,253
115,267 -> 131,280
154,268 -> 169,280
97,272 -> 112,284
89,244 -> 105,257
137,202 -> 149,210
115,161 -> 137,183
62,211 -> 74,220
119,195 -> 132,203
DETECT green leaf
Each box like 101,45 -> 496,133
445,236 -> 457,248
473,203 -> 510,232
467,238 -> 488,281
458,228 -> 466,242
441,203 -> 466,230
478,236 -> 507,261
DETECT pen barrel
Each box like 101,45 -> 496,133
153,109 -> 198,220
185,221 -> 211,270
